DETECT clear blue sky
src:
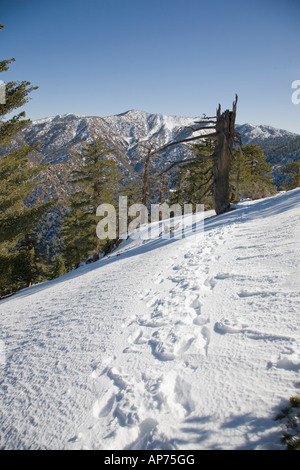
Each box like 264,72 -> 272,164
1,0 -> 300,133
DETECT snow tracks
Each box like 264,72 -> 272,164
71,193 -> 300,450
71,226 -> 228,450
3,191 -> 298,450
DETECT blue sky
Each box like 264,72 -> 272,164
1,0 -> 300,132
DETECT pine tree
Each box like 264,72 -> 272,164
0,26 -> 38,147
63,137 -> 120,266
170,141 -> 214,210
10,234 -> 50,290
230,147 -> 252,202
230,144 -> 276,200
0,144 -> 52,243
118,181 -> 142,233
51,255 -> 67,279
0,25 -> 55,296
61,192 -> 96,270
280,161 -> 300,190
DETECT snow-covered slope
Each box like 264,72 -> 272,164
24,113 -> 130,167
0,189 -> 300,450
103,110 -> 209,173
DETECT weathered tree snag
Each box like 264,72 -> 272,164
142,147 -> 152,206
158,174 -> 167,221
140,142 -> 161,207
153,95 -> 238,215
212,95 -> 238,215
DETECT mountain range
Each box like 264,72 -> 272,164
7,109 -> 298,206
2,110 -> 299,256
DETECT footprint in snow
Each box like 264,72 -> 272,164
92,389 -> 116,418
190,296 -> 210,327
238,290 -> 277,298
159,371 -> 196,418
149,327 -> 207,361
214,319 -> 295,342
269,356 -> 300,372
190,296 -> 202,315
214,318 -> 249,335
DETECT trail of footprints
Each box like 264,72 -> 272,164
88,227 -> 299,448
77,226 -> 299,449
127,235 -> 223,363
87,365 -> 197,450
73,231 -> 227,449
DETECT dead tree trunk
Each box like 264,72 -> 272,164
142,147 -> 152,206
158,174 -> 166,221
25,233 -> 33,287
213,96 -> 238,214
154,95 -> 238,215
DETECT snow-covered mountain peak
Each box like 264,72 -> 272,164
236,123 -> 298,144
32,113 -> 86,125
104,109 -> 202,148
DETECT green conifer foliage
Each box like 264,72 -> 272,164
10,234 -> 49,289
230,147 -> 252,202
51,255 -> 67,279
170,141 -> 214,210
0,26 -> 55,296
170,142 -> 275,210
230,144 -> 276,200
62,138 -> 120,267
62,192 -> 96,270
280,161 -> 300,190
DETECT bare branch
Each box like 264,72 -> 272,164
193,120 -> 217,125
160,157 -> 198,174
194,172 -> 214,191
137,140 -> 157,151
154,132 -> 217,155
171,125 -> 215,144
201,114 -> 217,120
178,125 -> 216,133
200,181 -> 214,200
159,153 -> 215,175
194,166 -> 214,178
234,131 -> 242,147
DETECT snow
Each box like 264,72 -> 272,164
235,123 -> 298,144
32,114 -> 85,124
104,110 -> 201,149
0,189 -> 300,450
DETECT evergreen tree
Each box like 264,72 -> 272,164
61,192 -> 96,270
118,181 -> 142,233
63,137 -> 120,266
0,25 -> 55,296
0,26 -> 38,147
10,234 -> 50,289
280,161 -> 300,190
230,147 -> 252,202
0,144 -> 52,243
170,141 -> 214,210
230,144 -> 276,200
51,255 -> 67,279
